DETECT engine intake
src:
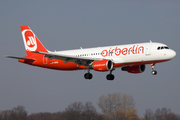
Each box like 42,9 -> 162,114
93,60 -> 113,72
121,65 -> 145,73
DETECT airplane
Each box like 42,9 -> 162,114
6,25 -> 176,80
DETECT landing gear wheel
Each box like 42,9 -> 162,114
150,63 -> 157,75
106,74 -> 115,80
151,70 -> 157,75
84,73 -> 93,79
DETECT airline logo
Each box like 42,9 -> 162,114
22,29 -> 37,51
101,45 -> 144,57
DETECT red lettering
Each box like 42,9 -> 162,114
101,45 -> 144,57
132,45 -> 135,54
110,49 -> 115,56
109,48 -> 111,56
138,46 -> 144,54
115,47 -> 121,56
128,47 -> 132,55
101,50 -> 108,57
135,45 -> 138,54
122,48 -> 128,55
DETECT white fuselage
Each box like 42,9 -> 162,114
50,42 -> 176,68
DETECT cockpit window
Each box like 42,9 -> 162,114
164,46 -> 169,49
157,46 -> 169,50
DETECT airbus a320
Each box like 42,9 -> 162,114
6,26 -> 176,80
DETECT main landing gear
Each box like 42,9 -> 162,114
151,63 -> 157,75
84,69 -> 115,80
84,70 -> 93,79
106,70 -> 115,81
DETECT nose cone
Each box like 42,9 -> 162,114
169,49 -> 176,59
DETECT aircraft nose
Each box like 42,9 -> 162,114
169,49 -> 176,59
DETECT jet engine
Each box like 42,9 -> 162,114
93,60 -> 113,72
121,65 -> 145,73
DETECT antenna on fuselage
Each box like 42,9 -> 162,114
150,40 -> 152,43
80,47 -> 82,49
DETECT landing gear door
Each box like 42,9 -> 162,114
145,43 -> 151,55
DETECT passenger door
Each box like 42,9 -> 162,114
145,43 -> 151,55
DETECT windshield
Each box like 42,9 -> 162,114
157,46 -> 169,50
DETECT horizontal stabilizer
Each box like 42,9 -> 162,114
5,56 -> 35,61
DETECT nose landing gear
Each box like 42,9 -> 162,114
151,63 -> 157,75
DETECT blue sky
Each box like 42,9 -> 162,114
0,0 -> 180,117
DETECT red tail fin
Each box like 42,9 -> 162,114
21,25 -> 48,56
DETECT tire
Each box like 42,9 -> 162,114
106,74 -> 115,80
84,73 -> 93,79
152,70 -> 157,75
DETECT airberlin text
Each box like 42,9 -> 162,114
101,45 -> 144,57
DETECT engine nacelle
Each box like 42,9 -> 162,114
121,65 -> 145,73
93,60 -> 113,72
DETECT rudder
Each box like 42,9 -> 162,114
21,25 -> 48,56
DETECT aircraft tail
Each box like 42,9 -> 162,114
21,25 -> 48,56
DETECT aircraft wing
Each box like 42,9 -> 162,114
32,51 -> 103,67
